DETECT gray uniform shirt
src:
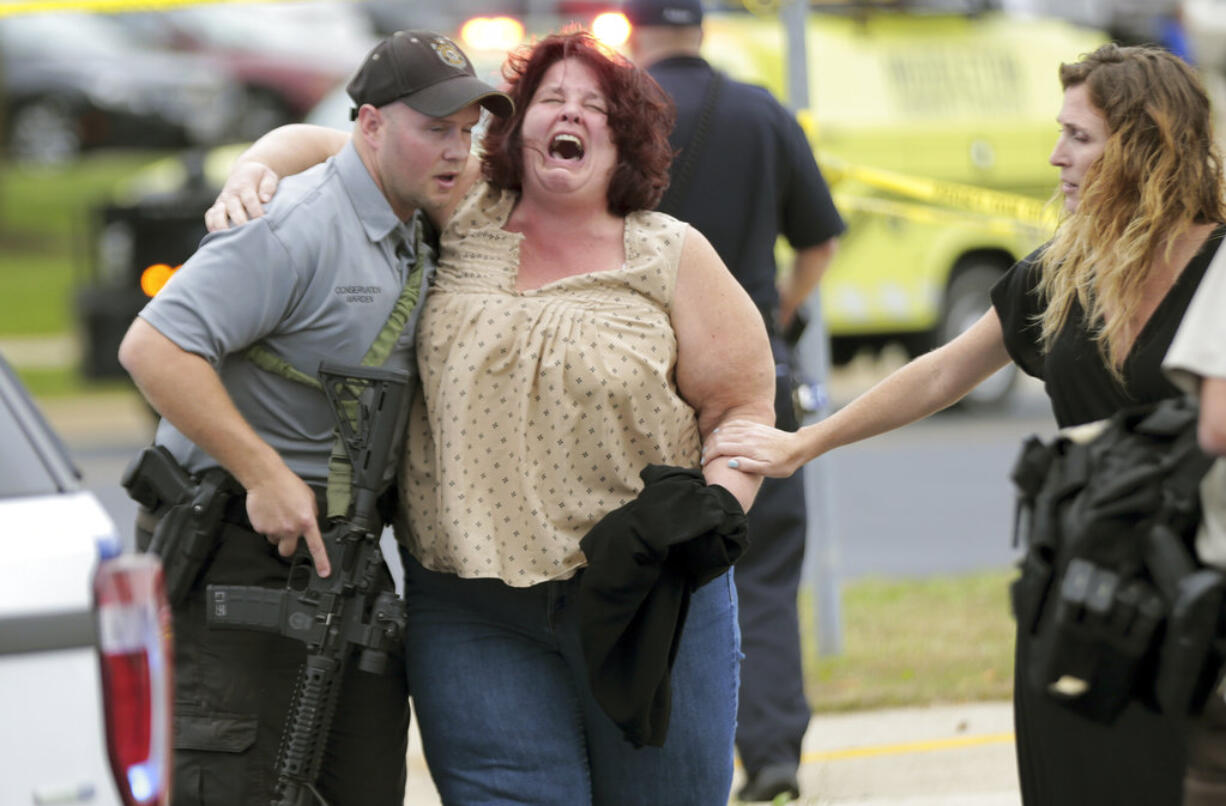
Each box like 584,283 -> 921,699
140,141 -> 435,483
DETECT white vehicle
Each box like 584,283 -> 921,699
0,354 -> 172,806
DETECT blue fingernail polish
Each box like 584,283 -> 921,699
728,459 -> 740,469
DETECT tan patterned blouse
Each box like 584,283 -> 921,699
400,182 -> 702,586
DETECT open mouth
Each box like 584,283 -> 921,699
549,134 -> 584,161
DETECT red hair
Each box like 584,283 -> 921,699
481,28 -> 675,216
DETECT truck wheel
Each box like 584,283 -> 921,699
938,262 -> 1018,411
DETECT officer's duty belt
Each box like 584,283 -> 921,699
136,483 -> 330,538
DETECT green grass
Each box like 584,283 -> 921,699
0,151 -> 170,335
0,253 -> 80,334
802,570 -> 1017,712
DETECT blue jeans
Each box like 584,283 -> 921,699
401,554 -> 740,806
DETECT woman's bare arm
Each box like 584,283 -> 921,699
671,225 -> 776,512
203,121 -> 483,233
205,124 -> 351,231
702,308 -> 1013,477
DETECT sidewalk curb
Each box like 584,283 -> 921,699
36,388 -> 153,446
399,702 -> 1020,805
0,335 -> 78,369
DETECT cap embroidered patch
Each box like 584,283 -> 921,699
430,37 -> 468,69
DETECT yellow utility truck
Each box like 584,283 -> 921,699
701,4 -> 1105,406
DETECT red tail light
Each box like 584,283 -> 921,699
94,553 -> 173,806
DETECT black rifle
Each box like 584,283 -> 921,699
206,362 -> 410,806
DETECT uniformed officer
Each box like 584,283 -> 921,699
624,1 -> 846,800
118,31 -> 510,806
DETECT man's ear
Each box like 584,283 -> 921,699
356,104 -> 383,148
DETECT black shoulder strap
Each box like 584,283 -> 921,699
658,70 -> 725,216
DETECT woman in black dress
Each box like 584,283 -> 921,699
703,43 -> 1226,805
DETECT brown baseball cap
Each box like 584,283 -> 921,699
347,30 -> 513,120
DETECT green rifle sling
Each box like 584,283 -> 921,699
244,214 -> 426,519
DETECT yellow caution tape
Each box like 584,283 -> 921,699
822,155 -> 1058,228
0,0 -> 268,17
793,109 -> 1057,232
833,193 -> 1049,241
740,0 -> 863,14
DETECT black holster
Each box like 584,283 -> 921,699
122,445 -> 240,606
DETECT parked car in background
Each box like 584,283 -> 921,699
0,353 -> 173,806
0,13 -> 238,164
113,2 -> 376,141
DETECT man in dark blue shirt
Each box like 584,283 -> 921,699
625,0 -> 845,801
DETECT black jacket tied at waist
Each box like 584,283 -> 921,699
577,464 -> 749,747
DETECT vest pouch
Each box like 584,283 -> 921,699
1028,558 -> 1165,724
1154,567 -> 1226,718
1011,547 -> 1054,636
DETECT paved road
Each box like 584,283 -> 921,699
810,373 -> 1055,580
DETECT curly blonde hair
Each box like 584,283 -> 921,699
1037,44 -> 1225,376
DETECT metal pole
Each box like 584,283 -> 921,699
781,0 -> 809,112
782,0 -> 844,657
797,295 -> 843,658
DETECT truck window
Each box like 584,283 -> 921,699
0,360 -> 77,498
0,399 -> 59,499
